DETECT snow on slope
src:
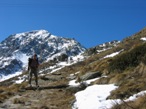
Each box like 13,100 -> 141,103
0,71 -> 22,82
103,49 -> 123,59
73,84 -> 117,109
13,51 -> 29,67
69,76 -> 118,109
141,37 -> 146,41
70,76 -> 146,109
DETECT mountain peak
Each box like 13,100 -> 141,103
12,29 -> 51,40
0,30 -> 86,77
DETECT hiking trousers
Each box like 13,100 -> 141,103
28,67 -> 38,86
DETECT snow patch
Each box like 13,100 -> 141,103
15,75 -> 27,84
0,57 -> 14,68
104,50 -> 123,59
125,90 -> 146,101
71,76 -> 146,109
69,77 -> 101,86
13,51 -> 29,67
49,35 -> 57,39
0,71 -> 22,82
73,84 -> 118,109
69,80 -> 80,86
141,37 -> 146,41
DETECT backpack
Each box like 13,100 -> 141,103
28,58 -> 32,66
28,57 -> 39,68
28,58 -> 32,70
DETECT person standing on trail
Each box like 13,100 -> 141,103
28,54 -> 39,87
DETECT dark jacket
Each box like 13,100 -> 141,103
28,58 -> 39,70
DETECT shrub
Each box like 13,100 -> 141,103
142,53 -> 146,65
109,43 -> 146,72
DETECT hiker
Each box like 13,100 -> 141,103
28,54 -> 39,87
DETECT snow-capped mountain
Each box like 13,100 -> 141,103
0,30 -> 86,77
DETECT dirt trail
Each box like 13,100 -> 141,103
0,72 -> 75,109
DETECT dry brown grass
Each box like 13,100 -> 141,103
107,71 -> 146,100
111,94 -> 146,109
77,34 -> 142,77
109,73 -> 128,85
13,97 -> 26,104
91,76 -> 111,84
133,95 -> 146,109
73,28 -> 146,108
0,82 -> 27,103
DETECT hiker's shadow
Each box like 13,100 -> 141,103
25,84 -> 68,91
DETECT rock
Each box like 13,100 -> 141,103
25,101 -> 31,106
57,54 -> 68,62
80,71 -> 102,81
67,82 -> 88,93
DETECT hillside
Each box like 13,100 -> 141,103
74,27 -> 146,109
1,27 -> 146,109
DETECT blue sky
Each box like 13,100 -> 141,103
0,0 -> 146,48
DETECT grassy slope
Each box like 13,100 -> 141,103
77,27 -> 146,109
